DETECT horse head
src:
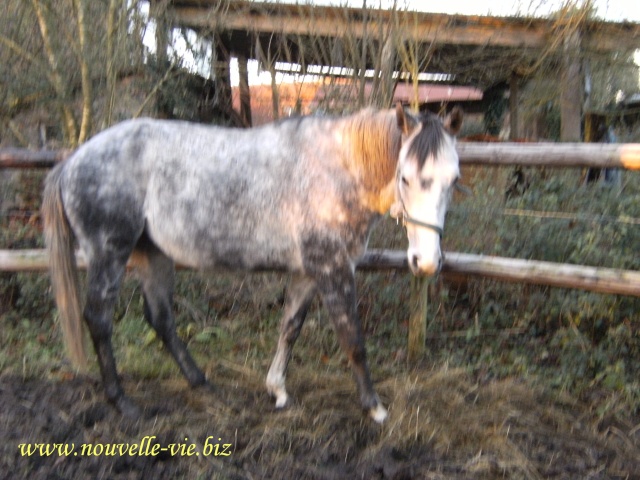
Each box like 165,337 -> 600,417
391,104 -> 463,276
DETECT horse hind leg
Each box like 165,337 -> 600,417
133,239 -> 206,389
84,251 -> 139,417
266,274 -> 316,409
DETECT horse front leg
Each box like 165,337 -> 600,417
316,265 -> 387,423
266,274 -> 316,408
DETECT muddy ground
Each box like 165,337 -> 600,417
2,360 -> 639,480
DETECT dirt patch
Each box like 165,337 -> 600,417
2,362 -> 638,479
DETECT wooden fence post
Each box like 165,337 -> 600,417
211,36 -> 233,120
237,54 -> 252,127
509,71 -> 520,140
560,26 -> 583,142
152,0 -> 170,68
408,277 -> 428,363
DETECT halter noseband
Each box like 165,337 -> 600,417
399,211 -> 444,237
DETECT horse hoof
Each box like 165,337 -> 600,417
369,403 -> 388,424
274,393 -> 291,410
195,381 -> 215,394
189,371 -> 208,389
115,396 -> 141,419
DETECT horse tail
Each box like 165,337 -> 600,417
42,163 -> 87,369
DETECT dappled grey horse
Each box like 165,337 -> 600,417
42,105 -> 462,423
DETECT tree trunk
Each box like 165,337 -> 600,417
73,0 -> 93,143
31,0 -> 79,146
105,0 -> 119,128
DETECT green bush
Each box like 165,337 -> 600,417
434,166 -> 640,413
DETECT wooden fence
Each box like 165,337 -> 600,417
2,248 -> 640,297
3,143 -> 640,170
2,144 -> 640,361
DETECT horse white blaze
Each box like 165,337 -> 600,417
398,135 -> 460,276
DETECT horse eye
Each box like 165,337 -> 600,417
401,176 -> 409,186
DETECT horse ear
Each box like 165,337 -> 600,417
444,106 -> 463,136
396,103 -> 418,135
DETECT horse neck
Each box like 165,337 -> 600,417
342,109 -> 400,214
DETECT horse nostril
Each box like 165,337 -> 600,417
412,254 -> 420,270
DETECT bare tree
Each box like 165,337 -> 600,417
72,0 -> 93,143
30,0 -> 80,144
1,0 -> 151,147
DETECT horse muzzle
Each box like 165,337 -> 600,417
408,248 -> 442,277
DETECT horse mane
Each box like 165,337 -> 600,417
341,108 -> 401,193
408,113 -> 446,170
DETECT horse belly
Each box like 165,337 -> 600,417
147,220 -> 301,272
143,177 -> 302,272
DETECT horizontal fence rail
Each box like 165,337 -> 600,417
457,142 -> 640,169
360,250 -> 640,297
2,248 -> 639,297
0,148 -> 72,169
2,144 -> 640,169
